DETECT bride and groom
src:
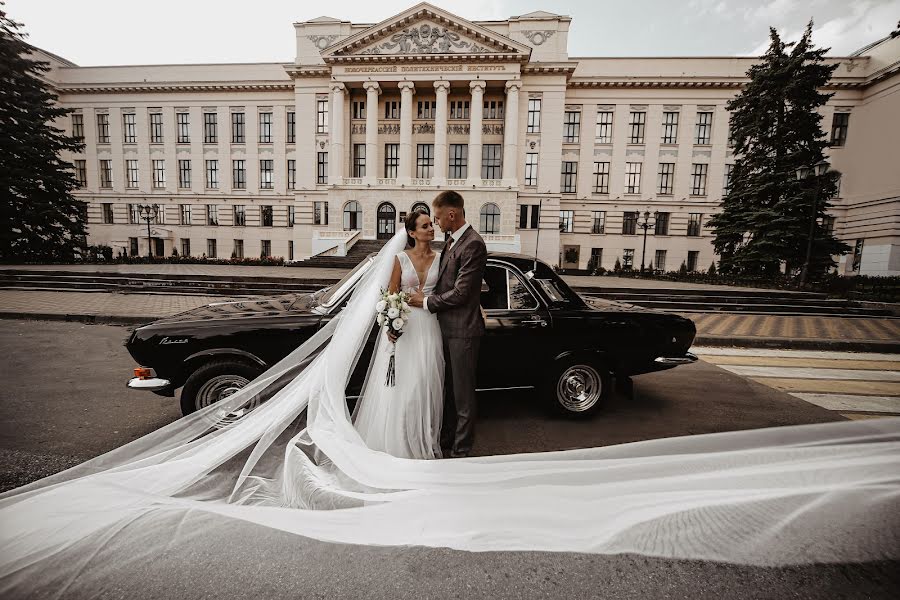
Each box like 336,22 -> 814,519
353,190 -> 487,459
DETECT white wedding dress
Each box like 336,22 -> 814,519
353,250 -> 444,459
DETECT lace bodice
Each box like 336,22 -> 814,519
397,251 -> 441,295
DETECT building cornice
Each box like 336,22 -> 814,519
58,83 -> 294,94
523,63 -> 577,75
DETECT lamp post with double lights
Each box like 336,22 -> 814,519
638,209 -> 658,273
137,203 -> 160,259
794,160 -> 829,287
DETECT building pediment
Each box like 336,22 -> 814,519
322,3 -> 531,62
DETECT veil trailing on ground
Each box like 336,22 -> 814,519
1,231 -> 899,595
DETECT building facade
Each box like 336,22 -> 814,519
39,3 -> 900,274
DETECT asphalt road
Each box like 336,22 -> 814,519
1,319 -> 897,599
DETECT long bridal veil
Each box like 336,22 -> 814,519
1,231 -> 898,594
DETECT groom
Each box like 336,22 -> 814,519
409,191 -> 487,458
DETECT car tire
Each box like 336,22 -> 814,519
180,359 -> 264,427
543,356 -> 611,417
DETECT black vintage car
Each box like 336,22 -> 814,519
126,254 -> 697,422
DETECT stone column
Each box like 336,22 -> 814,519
467,80 -> 486,186
502,80 -> 521,185
433,80 -> 451,185
398,81 -> 416,183
363,81 -> 381,184
328,82 -> 345,184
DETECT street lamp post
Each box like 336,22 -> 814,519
795,160 -> 829,287
638,209 -> 657,273
137,203 -> 160,259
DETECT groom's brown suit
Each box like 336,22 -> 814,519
427,224 -> 488,457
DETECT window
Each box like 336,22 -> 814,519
125,159 -> 139,188
314,201 -> 328,225
177,112 -> 190,143
835,174 -> 842,198
480,266 -> 538,311
233,239 -> 244,259
687,213 -> 702,237
622,211 -> 638,235
122,113 -> 136,143
480,203 -> 501,234
823,216 -> 836,235
206,204 -> 218,226
595,110 -> 613,144
231,111 -> 245,143
203,112 -> 217,143
207,239 -> 217,258
343,201 -> 362,230
524,153 -> 538,186
102,203 -> 114,224
129,237 -> 139,256
592,161 -> 610,194
658,163 -> 675,195
695,111 -> 712,144
690,163 -> 708,195
831,113 -> 850,147
519,205 -> 540,229
561,161 -> 577,193
622,249 -> 634,269
687,250 -> 699,271
563,110 -> 581,143
286,111 -> 295,143
74,160 -> 86,187
128,204 -> 140,224
317,152 -> 328,184
559,210 -> 574,233
448,144 -> 467,179
205,160 -> 218,189
316,98 -> 329,133
508,270 -> 538,310
352,144 -> 366,178
287,159 -> 296,190
662,111 -> 679,144
351,101 -> 365,120
259,160 -> 273,189
449,100 -> 469,119
591,211 -> 606,234
258,112 -> 272,143
526,98 -> 541,133
181,238 -> 191,257
851,239 -> 864,271
231,160 -> 246,189
654,249 -> 667,271
417,101 -> 436,119
99,159 -> 113,188
260,205 -> 273,227
288,205 -> 296,227
654,212 -> 670,235
289,240 -> 294,261
71,113 -> 84,142
628,111 -> 646,144
589,248 -> 602,270
152,159 -> 165,189
481,144 -> 502,180
723,164 -> 733,195
625,162 -> 642,194
416,144 -> 434,179
180,204 -> 192,225
483,100 -> 504,119
233,205 -> 246,226
178,159 -> 191,188
383,100 -> 399,119
381,144 -> 398,178
96,113 -> 110,143
148,112 -> 163,143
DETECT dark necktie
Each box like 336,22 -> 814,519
441,234 -> 454,267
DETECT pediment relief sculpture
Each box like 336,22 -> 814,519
353,21 -> 500,55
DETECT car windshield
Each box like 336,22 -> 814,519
312,257 -> 374,309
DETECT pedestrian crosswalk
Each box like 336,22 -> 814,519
692,347 -> 900,420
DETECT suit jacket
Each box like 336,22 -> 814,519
427,225 -> 488,338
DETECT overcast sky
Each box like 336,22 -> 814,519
6,0 -> 899,65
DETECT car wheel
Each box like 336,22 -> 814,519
180,359 -> 264,428
544,357 -> 611,417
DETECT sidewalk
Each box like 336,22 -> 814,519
1,289 -> 897,352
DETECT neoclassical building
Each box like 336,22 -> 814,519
39,3 -> 900,274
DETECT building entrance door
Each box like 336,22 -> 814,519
377,203 -> 396,240
153,238 -> 165,257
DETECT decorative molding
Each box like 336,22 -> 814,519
522,30 -> 555,46
843,58 -> 861,72
625,149 -> 645,158
692,150 -> 712,159
659,149 -> 678,158
697,105 -> 716,111
522,64 -> 576,75
592,148 -> 612,157
357,22 -> 498,55
307,35 -> 341,50
61,83 -> 294,94
663,105 -> 682,111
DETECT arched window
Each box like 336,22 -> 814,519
376,202 -> 396,240
479,203 -> 500,234
410,202 -> 430,216
343,201 -> 362,231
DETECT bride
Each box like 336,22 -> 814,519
353,210 -> 443,459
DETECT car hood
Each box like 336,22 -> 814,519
150,293 -> 319,325
583,295 -> 658,313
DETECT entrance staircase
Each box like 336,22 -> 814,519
293,239 -> 388,269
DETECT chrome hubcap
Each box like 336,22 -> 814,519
196,374 -> 257,428
556,365 -> 602,412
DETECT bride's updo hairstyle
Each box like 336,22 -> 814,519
405,209 -> 427,248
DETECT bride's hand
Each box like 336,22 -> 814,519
409,289 -> 425,308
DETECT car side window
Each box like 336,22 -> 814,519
480,266 -> 509,310
508,270 -> 538,310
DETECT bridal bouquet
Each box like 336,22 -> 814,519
375,290 -> 412,386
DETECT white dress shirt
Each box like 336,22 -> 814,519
423,222 -> 471,313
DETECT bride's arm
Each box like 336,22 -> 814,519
388,256 -> 402,293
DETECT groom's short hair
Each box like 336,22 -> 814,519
433,190 -> 464,210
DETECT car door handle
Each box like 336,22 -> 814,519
524,316 -> 548,327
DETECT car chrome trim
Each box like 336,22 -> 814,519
184,348 -> 268,368
127,377 -> 171,391
654,352 -> 698,365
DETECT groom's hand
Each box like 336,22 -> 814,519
409,290 -> 425,308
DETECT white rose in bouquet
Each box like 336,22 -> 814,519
387,307 -> 400,319
377,313 -> 385,326
392,318 -> 405,330
375,300 -> 387,313
401,301 -> 410,312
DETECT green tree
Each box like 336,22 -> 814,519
709,22 -> 849,278
0,7 -> 86,261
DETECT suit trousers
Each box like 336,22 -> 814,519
440,336 -> 481,457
